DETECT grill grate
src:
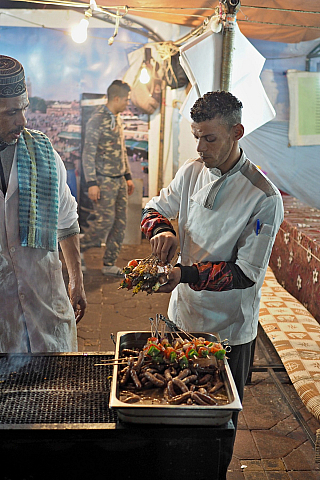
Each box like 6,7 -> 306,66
0,354 -> 117,424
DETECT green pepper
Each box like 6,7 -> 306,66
197,346 -> 209,358
186,346 -> 198,359
152,354 -> 164,363
179,355 -> 189,369
214,349 -> 226,360
147,344 -> 162,357
169,351 -> 177,363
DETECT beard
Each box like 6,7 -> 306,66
0,128 -> 24,148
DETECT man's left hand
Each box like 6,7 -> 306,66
156,266 -> 181,293
127,179 -> 135,196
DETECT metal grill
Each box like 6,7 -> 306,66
0,354 -> 117,424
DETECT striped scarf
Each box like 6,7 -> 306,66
17,129 -> 59,251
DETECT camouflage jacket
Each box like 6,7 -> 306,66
82,105 -> 132,187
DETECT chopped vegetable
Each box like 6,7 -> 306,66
179,354 -> 189,369
128,259 -> 139,267
146,344 -> 162,358
119,277 -> 132,289
197,346 -> 209,358
118,255 -> 173,296
214,349 -> 226,360
164,346 -> 177,363
185,346 -> 198,359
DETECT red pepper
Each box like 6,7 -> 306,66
164,346 -> 174,358
164,347 -> 177,363
198,346 -> 209,358
209,343 -> 223,354
185,346 -> 198,359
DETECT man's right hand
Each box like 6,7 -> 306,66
150,231 -> 178,264
88,185 -> 100,202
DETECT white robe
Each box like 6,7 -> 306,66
0,147 -> 78,352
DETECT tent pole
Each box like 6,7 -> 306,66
220,0 -> 240,92
157,80 -> 166,193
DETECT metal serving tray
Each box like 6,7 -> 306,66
109,331 -> 242,425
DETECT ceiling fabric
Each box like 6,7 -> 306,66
3,1 -> 320,43
91,0 -> 320,43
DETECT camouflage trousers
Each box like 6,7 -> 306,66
81,175 -> 127,266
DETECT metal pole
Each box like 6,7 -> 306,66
220,0 -> 241,92
157,80 -> 166,193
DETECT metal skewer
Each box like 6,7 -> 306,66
94,356 -> 139,366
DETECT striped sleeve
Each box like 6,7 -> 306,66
141,208 -> 176,240
177,261 -> 255,291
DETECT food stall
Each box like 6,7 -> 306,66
0,327 -> 240,479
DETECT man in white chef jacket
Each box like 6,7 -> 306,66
0,55 -> 86,353
141,91 -> 284,472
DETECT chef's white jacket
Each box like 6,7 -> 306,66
0,148 -> 78,352
146,152 -> 284,345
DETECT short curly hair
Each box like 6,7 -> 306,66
190,91 -> 243,127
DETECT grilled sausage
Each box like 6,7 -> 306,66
121,348 -> 139,357
164,368 -> 173,382
183,375 -> 198,385
123,394 -> 141,403
154,372 -> 166,384
195,391 -> 217,405
130,368 -> 142,389
144,370 -> 165,387
167,380 -> 176,398
119,356 -> 135,386
169,392 -> 192,405
172,377 -> 189,393
209,381 -> 224,394
133,351 -> 144,372
176,368 -> 191,380
198,374 -> 213,385
191,391 -> 209,405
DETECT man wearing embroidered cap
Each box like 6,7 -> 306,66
0,55 -> 87,353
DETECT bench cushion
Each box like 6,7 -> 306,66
259,267 -> 320,422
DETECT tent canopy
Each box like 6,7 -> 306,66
3,0 -> 320,43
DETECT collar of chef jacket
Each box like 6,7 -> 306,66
204,150 -> 247,210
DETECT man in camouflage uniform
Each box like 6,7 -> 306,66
81,80 -> 134,275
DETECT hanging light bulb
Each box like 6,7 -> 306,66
71,18 -> 89,43
71,9 -> 92,44
140,63 -> 151,84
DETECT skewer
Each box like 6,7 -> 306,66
159,314 -> 190,343
149,317 -> 156,338
94,356 -> 139,366
94,363 -> 128,366
160,317 -> 165,339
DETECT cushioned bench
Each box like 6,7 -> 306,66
259,267 -> 320,423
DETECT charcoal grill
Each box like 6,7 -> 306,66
0,353 -> 116,425
0,352 -> 235,480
